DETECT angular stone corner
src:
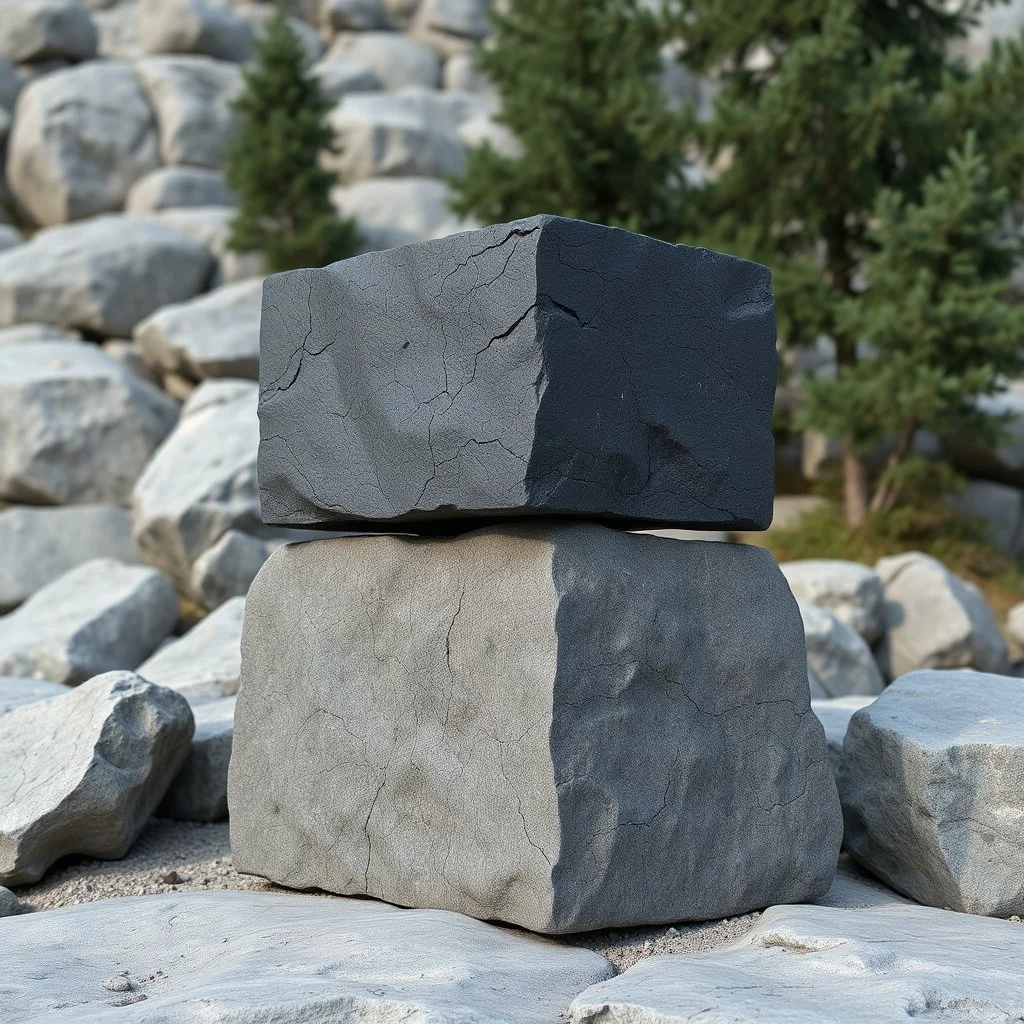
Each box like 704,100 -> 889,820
257,215 -> 777,532
229,524 -> 840,935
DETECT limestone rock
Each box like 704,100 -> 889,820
326,31 -> 441,89
0,672 -> 193,885
135,277 -> 261,382
92,0 -> 142,60
411,0 -> 489,58
136,55 -> 241,168
0,559 -> 177,685
1,889 -> 614,1020
230,525 -> 840,935
799,602 -> 884,698
0,0 -> 98,64
0,323 -> 80,344
1008,599 -> 1024,647
568,903 -> 1024,1023
0,885 -> 22,916
780,558 -> 884,643
101,338 -> 161,385
156,204 -> 263,284
138,0 -> 253,62
259,216 -> 777,532
319,0 -> 391,33
126,165 -> 235,213
6,61 -> 159,226
137,595 -> 243,703
159,695 -> 234,820
811,695 -> 875,781
840,668 -> 1024,916
0,505 -> 139,611
0,215 -> 213,337
0,676 -> 70,716
133,380 -> 262,593
875,551 -> 1009,678
443,50 -> 492,92
310,52 -> 380,101
189,529 -> 271,609
0,341 -> 178,505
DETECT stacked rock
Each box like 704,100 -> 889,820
228,215 -> 842,935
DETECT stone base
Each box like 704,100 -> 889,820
229,524 -> 840,934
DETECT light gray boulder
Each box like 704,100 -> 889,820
6,61 -> 159,226
0,559 -> 178,685
230,526 -> 841,935
0,671 -> 193,885
134,277 -> 261,382
0,676 -> 70,716
799,602 -> 884,698
310,52 -> 380,101
875,551 -> 1009,678
411,0 -> 489,58
1,889 -> 615,1020
133,380 -> 262,594
138,0 -> 253,61
126,165 -> 235,213
382,0 -> 420,24
0,0 -> 98,63
136,55 -> 242,168
949,478 -> 1024,556
0,215 -> 213,336
156,204 -> 263,284
92,0 -> 142,60
101,338 -> 160,385
568,902 -> 1024,1023
840,668 -> 1024,916
331,175 -> 476,252
0,224 -> 21,252
159,695 -> 234,820
811,695 -> 875,781
319,0 -> 391,33
0,885 -> 22,916
0,323 -> 80,343
443,50 -> 491,92
326,31 -> 441,89
189,529 -> 270,609
780,558 -> 885,643
137,595 -> 243,703
1007,599 -> 1024,647
0,505 -> 139,612
0,341 -> 178,505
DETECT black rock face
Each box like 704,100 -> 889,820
257,215 -> 777,531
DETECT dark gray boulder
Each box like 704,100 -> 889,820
229,524 -> 840,935
258,216 -> 776,531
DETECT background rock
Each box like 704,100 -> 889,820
811,695 -> 876,782
189,529 -> 271,608
158,695 -> 235,820
125,165 -> 236,213
798,601 -> 884,698
137,0 -> 253,62
326,31 -> 441,89
0,0 -> 98,64
780,558 -> 885,644
0,677 -> 70,716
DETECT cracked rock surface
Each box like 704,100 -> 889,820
230,523 -> 840,934
258,215 -> 776,532
840,669 -> 1024,917
567,902 -> 1024,1023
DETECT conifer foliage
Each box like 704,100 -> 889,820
224,3 -> 358,273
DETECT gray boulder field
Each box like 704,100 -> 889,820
780,558 -> 885,643
0,672 -> 193,886
798,602 -> 884,698
0,0 -> 97,65
326,30 -> 441,89
0,558 -> 178,685
840,669 -> 1024,917
0,889 -> 615,1022
230,525 -> 841,935
137,0 -> 254,63
258,216 -> 777,532
125,165 -> 236,214
567,902 -> 1024,1023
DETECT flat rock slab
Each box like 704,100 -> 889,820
1,889 -> 614,1022
840,669 -> 1024,916
230,524 -> 840,934
159,696 -> 235,821
0,672 -> 193,886
258,215 -> 777,531
0,677 -> 70,716
568,903 -> 1024,1023
0,558 -> 177,685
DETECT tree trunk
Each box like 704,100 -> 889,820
843,441 -> 869,528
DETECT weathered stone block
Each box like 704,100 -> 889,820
258,216 -> 776,531
230,524 -> 839,934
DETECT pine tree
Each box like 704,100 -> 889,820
666,0 -> 1024,525
447,0 -> 695,239
224,3 -> 359,273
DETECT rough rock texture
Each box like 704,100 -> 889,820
125,164 -> 236,213
138,0 -> 253,62
6,61 -> 158,226
136,55 -> 241,168
0,677 -> 70,716
0,0 -> 98,64
0,215 -> 213,336
810,695 -> 875,781
190,529 -> 271,609
0,504 -> 139,611
1,890 -> 615,1022
135,277 -> 261,382
840,669 -> 1024,917
876,551 -> 1009,678
137,595 -> 244,703
327,30 -> 441,89
0,341 -> 178,506
159,696 -> 234,820
133,380 -> 262,593
780,559 -> 884,644
259,216 -> 777,532
799,602 -> 884,698
230,525 -> 840,935
0,559 -> 177,685
0,672 -> 193,886
568,903 -> 1024,1023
